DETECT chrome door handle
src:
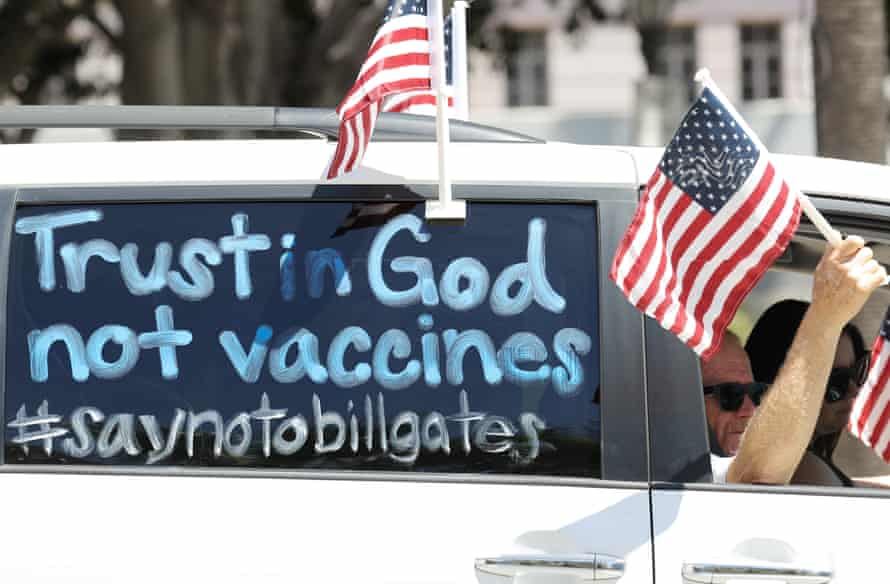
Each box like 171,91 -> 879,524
475,554 -> 625,581
682,561 -> 833,584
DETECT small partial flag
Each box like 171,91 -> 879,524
383,16 -> 455,115
609,85 -> 801,359
327,0 -> 435,179
849,308 -> 890,462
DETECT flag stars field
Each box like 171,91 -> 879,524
658,99 -> 759,213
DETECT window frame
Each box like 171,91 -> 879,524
739,22 -> 783,101
647,194 -> 890,498
503,28 -> 550,107
655,24 -> 698,103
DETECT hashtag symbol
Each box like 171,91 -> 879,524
8,401 -> 68,456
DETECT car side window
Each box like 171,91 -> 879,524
703,263 -> 890,489
4,200 -> 602,478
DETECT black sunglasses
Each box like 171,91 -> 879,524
703,382 -> 770,412
826,354 -> 871,403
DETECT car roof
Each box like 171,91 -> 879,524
4,139 -> 887,204
0,103 -> 886,201
0,140 -> 640,189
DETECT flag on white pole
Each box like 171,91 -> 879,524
327,0 -> 434,179
610,78 -> 801,359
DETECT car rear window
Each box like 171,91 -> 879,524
4,201 -> 600,478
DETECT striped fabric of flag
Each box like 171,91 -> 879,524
849,308 -> 890,462
383,16 -> 454,115
327,0 -> 433,179
610,87 -> 801,359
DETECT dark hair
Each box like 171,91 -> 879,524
745,299 -> 866,462
745,300 -> 807,384
745,300 -> 866,383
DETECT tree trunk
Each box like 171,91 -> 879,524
238,0 -> 283,105
637,23 -> 665,75
178,0 -> 224,107
115,0 -> 185,105
287,0 -> 382,106
814,0 -> 888,163
178,0 -> 281,107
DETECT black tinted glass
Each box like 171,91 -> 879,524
5,201 -> 600,477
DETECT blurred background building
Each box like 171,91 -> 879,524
470,0 -> 817,153
0,0 -> 885,163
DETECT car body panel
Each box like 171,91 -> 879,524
1,471 -> 653,584
2,124 -> 890,583
0,141 -> 639,189
653,487 -> 889,584
0,176 -> 653,583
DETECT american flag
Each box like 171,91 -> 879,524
610,87 -> 801,359
384,16 -> 455,115
849,307 -> 890,462
327,0 -> 434,179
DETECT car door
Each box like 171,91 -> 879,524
0,184 -> 653,584
649,330 -> 890,584
646,198 -> 890,584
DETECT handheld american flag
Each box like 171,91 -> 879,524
384,16 -> 455,115
849,308 -> 890,462
610,85 -> 801,359
327,0 -> 435,179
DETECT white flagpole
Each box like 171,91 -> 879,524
694,68 -> 842,247
451,1 -> 470,121
426,0 -> 466,220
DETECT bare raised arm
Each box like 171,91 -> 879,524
727,236 -> 886,484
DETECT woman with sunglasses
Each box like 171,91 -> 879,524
745,299 -> 868,487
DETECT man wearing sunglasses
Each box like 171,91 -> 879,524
702,335 -> 766,459
706,236 -> 886,485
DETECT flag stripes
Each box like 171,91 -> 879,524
384,90 -> 454,114
338,59 -> 431,120
336,15 -> 432,118
383,14 -> 455,117
850,322 -> 890,462
328,101 -> 380,179
611,156 -> 799,359
327,3 -> 434,180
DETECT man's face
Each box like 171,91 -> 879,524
701,336 -> 757,456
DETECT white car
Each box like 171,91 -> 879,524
0,108 -> 888,584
